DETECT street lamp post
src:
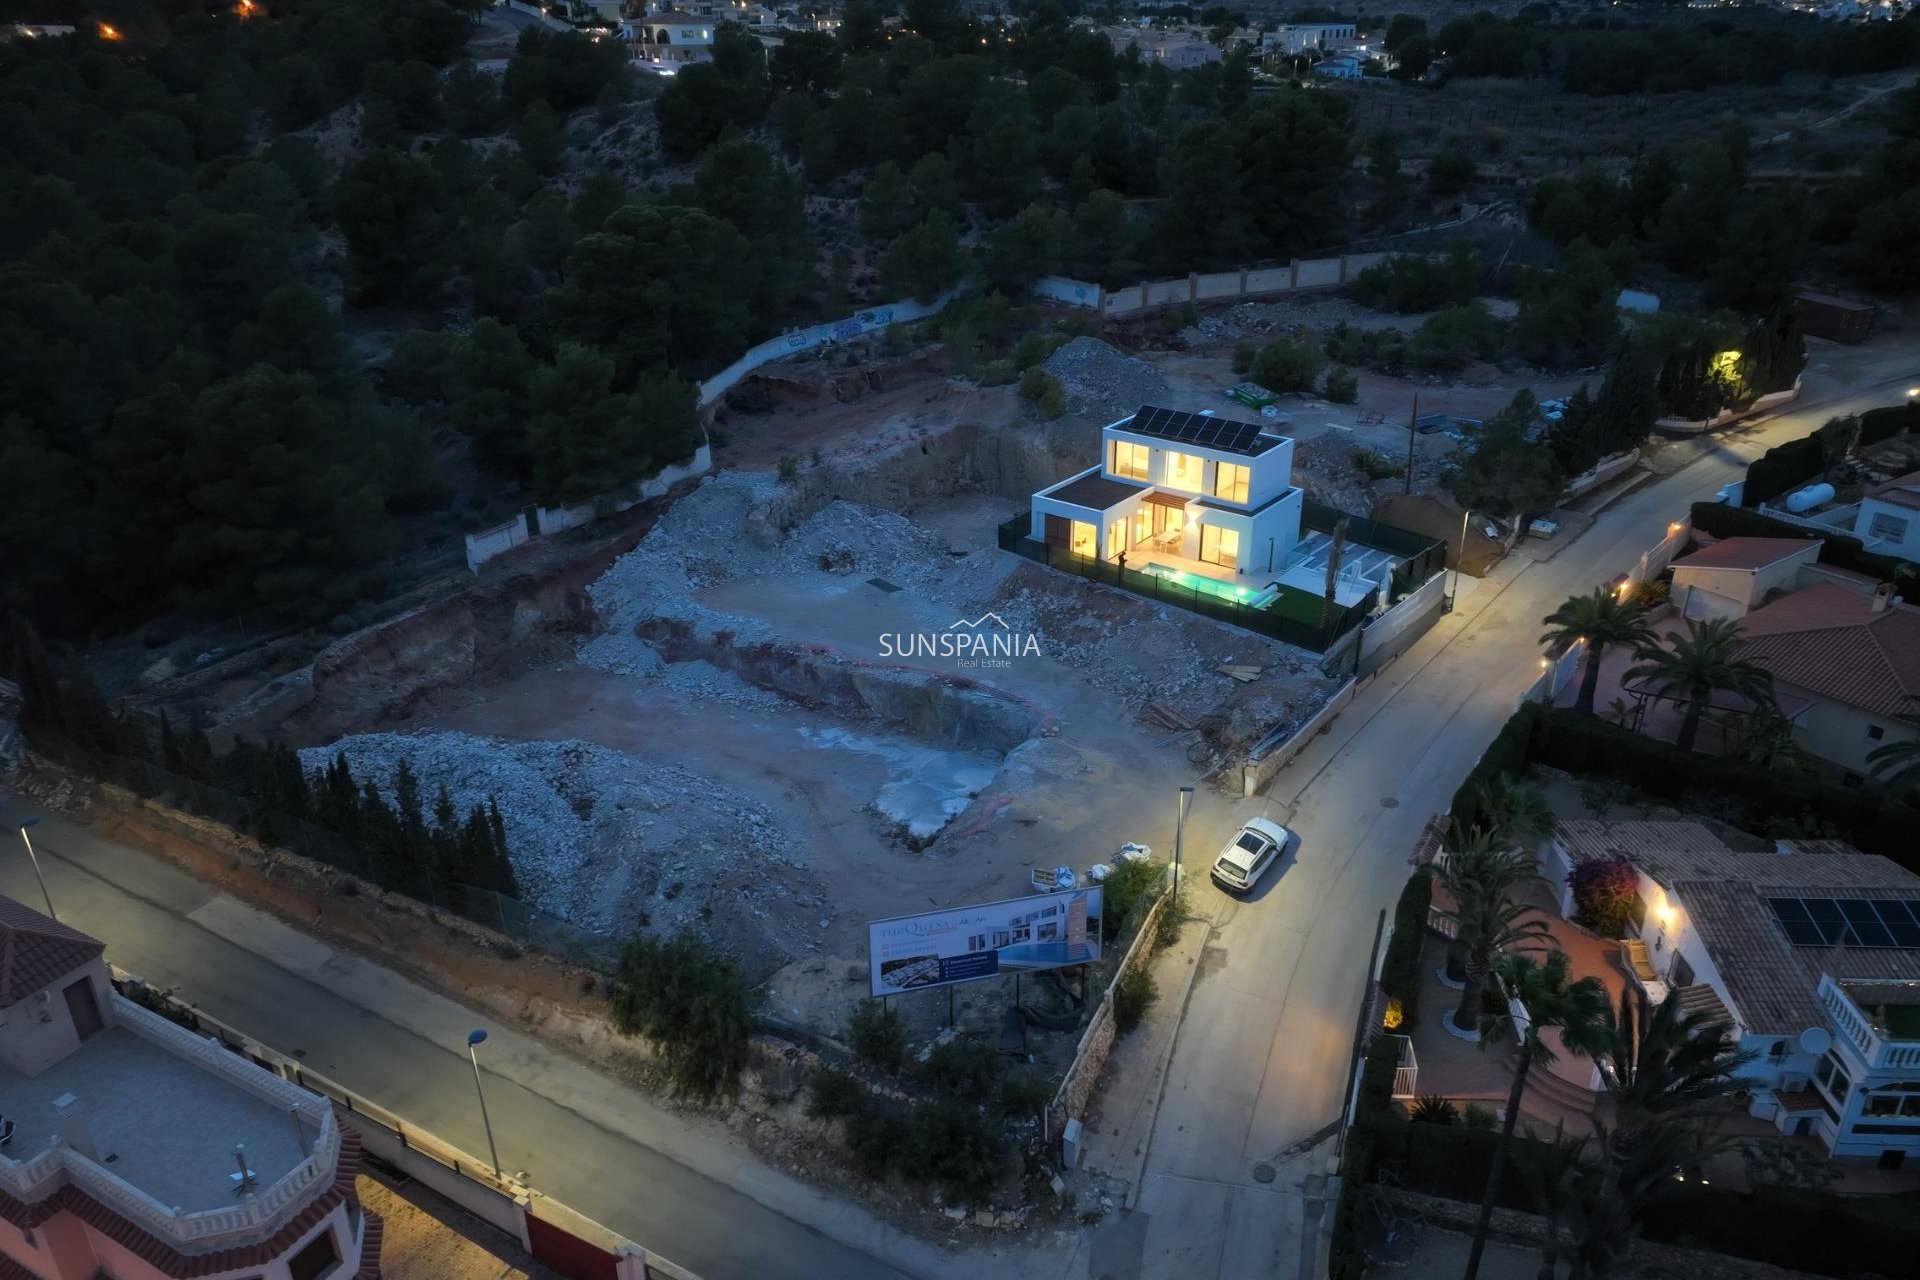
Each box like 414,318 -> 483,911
466,1029 -> 502,1179
1450,507 -> 1470,605
16,818 -> 55,920
1173,786 -> 1195,884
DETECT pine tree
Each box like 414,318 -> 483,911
430,783 -> 460,887
159,709 -> 183,774
359,777 -> 407,893
392,761 -> 433,896
487,796 -> 518,896
179,713 -> 215,782
8,613 -> 66,749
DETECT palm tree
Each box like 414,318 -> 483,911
1540,590 -> 1655,716
1438,829 -> 1521,983
1597,985 -> 1755,1130
1469,772 -> 1555,849
1868,736 -> 1920,804
1624,617 -> 1776,753
1461,951 -> 1611,1280
1441,846 -> 1549,1034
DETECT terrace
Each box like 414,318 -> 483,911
0,996 -> 338,1250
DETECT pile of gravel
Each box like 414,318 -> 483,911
1181,297 -> 1421,345
1041,336 -> 1172,418
297,730 -> 833,969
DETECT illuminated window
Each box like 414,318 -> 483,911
1165,451 -> 1205,491
1110,440 -> 1150,480
1107,519 -> 1127,560
1132,507 -> 1151,546
1069,521 -> 1096,558
1199,524 -> 1240,567
1213,462 -> 1250,504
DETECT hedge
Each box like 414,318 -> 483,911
1329,1036 -> 1406,1280
1743,434 -> 1823,508
1365,1117 -> 1533,1212
1690,501 -> 1920,592
1636,1184 -> 1920,1278
1379,868 -> 1435,1034
1856,401 -> 1920,448
1446,704 -> 1542,837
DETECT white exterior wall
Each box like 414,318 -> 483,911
1241,489 -> 1303,576
1784,687 -> 1920,778
0,956 -> 114,1078
1674,572 -> 1752,621
1852,496 -> 1920,562
1101,426 -> 1292,511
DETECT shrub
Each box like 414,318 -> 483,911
1011,332 -> 1057,371
1153,873 -> 1188,950
901,1098 -> 1007,1201
1018,366 -> 1067,418
1351,446 -> 1402,480
847,1000 -> 907,1071
609,933 -> 758,1101
924,1035 -> 1002,1101
845,1104 -> 908,1178
1462,1104 -> 1496,1131
776,455 -> 800,483
1409,1095 -> 1459,1124
1100,857 -> 1167,940
974,358 -> 1016,386
1378,868 -> 1433,1033
1113,964 -> 1159,1035
806,1068 -> 866,1119
1232,341 -> 1258,375
1253,332 -> 1326,393
1568,853 -> 1640,937
1323,365 -> 1359,404
1350,247 -> 1481,313
994,1069 -> 1053,1120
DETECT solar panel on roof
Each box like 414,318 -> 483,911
1122,406 -> 1272,456
1874,900 -> 1920,947
1840,899 -> 1897,948
1803,898 -> 1851,944
1768,897 -> 1828,947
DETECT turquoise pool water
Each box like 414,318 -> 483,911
1143,562 -> 1264,604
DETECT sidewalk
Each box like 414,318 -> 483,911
1075,913 -> 1209,1207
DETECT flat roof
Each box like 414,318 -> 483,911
1041,472 -> 1145,512
0,1026 -> 314,1214
1115,406 -> 1287,458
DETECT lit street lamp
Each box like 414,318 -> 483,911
466,1029 -> 502,1179
16,817 -> 55,920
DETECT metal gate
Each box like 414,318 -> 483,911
526,1211 -> 620,1280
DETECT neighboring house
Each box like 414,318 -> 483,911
1546,822 -> 1920,1166
0,897 -> 379,1280
1104,27 -> 1224,69
1735,581 -> 1920,781
1669,536 -> 1824,620
1312,54 -> 1365,80
1028,405 -> 1305,583
1267,21 -> 1356,54
1850,470 -> 1920,563
627,5 -> 716,69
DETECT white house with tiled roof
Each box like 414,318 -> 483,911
0,897 -> 379,1280
1735,580 -> 1920,781
1546,822 -> 1920,1166
1669,536 -> 1824,621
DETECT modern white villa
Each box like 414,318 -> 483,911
1026,406 -> 1393,613
1546,821 -> 1920,1167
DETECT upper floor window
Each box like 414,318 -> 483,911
1815,1050 -> 1851,1105
1110,440 -> 1150,481
1165,451 -> 1205,492
1213,461 -> 1250,504
288,1227 -> 341,1280
1867,511 -> 1910,542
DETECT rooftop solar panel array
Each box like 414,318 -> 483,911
1766,896 -> 1920,948
1124,406 -> 1274,457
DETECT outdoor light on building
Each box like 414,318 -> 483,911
97,22 -> 121,39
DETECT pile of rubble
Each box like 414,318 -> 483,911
1180,296 -> 1418,344
1041,337 -> 1172,418
297,730 -> 833,968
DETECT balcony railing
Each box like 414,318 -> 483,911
0,996 -> 340,1253
1388,1034 -> 1418,1098
1818,975 -> 1920,1071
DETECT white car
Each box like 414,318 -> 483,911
1209,818 -> 1293,894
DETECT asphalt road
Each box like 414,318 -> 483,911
1079,359 -> 1920,1279
0,802 -> 947,1280
3,352 -> 1912,1280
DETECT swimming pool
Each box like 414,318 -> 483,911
1142,562 -> 1267,605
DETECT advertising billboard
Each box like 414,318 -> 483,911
867,888 -> 1104,998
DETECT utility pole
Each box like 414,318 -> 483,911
1403,393 -> 1418,496
1173,787 -> 1194,886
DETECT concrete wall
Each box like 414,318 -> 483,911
1242,678 -> 1358,797
1853,496 -> 1920,562
1357,572 -> 1446,677
697,293 -> 956,407
1050,883 -> 1172,1141
1655,383 -> 1800,434
464,446 -> 713,572
1040,252 -> 1396,319
1675,575 -> 1748,621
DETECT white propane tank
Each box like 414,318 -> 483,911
1783,482 -> 1835,513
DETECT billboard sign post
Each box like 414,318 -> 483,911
867,888 -> 1105,998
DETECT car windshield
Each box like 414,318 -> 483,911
1235,832 -> 1267,854
1214,857 -> 1245,880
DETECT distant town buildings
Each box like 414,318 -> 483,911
1103,25 -> 1224,70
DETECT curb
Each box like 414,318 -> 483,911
1115,914 -> 1213,1210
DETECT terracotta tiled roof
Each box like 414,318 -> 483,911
1867,470 -> 1920,513
0,895 -> 105,1009
1671,537 -> 1820,572
1552,820 -> 1731,864
1735,583 -> 1920,721
0,1127 -> 373,1279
